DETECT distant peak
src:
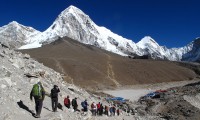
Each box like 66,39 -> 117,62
141,36 -> 157,43
68,5 -> 78,10
60,5 -> 85,16
137,36 -> 160,49
195,37 -> 200,40
9,21 -> 19,25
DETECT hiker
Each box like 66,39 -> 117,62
117,108 -> 120,116
109,105 -> 113,116
99,103 -> 104,116
30,81 -> 45,118
64,95 -> 70,109
91,102 -> 97,116
104,105 -> 109,116
72,97 -> 78,112
51,85 -> 60,112
112,105 -> 116,116
81,99 -> 88,112
97,102 -> 101,115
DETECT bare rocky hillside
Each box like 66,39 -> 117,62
21,37 -> 197,90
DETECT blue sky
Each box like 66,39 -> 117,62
0,0 -> 199,48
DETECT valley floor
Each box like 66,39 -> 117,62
103,78 -> 200,102
103,77 -> 200,120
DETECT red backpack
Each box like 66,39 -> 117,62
64,98 -> 68,105
91,103 -> 94,108
97,103 -> 100,109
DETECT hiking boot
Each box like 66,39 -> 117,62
34,114 -> 40,118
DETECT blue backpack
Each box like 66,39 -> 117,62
81,101 -> 85,107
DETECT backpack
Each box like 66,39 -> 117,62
51,88 -> 58,98
97,104 -> 100,109
72,99 -> 76,106
32,84 -> 42,97
64,98 -> 68,105
81,101 -> 84,107
91,103 -> 94,108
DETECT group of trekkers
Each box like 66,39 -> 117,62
30,81 -> 121,118
64,94 -> 121,116
90,102 -> 120,116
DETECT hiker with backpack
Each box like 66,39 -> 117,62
91,102 -> 97,116
112,105 -> 116,116
117,108 -> 120,116
64,95 -> 71,109
99,103 -> 104,116
104,105 -> 109,116
72,97 -> 78,112
109,105 -> 113,116
51,85 -> 60,112
30,81 -> 45,118
97,102 -> 101,115
81,99 -> 88,112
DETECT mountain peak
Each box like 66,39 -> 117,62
195,37 -> 200,40
68,5 -> 79,10
137,36 -> 159,49
6,21 -> 22,28
9,21 -> 19,25
60,5 -> 84,16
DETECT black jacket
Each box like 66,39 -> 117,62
51,87 -> 60,98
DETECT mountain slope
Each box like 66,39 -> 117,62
182,38 -> 200,62
0,21 -> 40,48
0,42 -> 102,120
20,37 -> 197,90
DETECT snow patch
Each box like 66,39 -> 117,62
18,42 -> 42,49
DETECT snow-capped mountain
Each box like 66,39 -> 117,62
0,21 -> 40,48
136,36 -> 167,59
182,38 -> 200,62
20,5 -> 142,56
0,5 -> 199,62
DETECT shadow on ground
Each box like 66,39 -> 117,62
17,100 -> 35,117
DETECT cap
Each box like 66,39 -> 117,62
37,81 -> 42,85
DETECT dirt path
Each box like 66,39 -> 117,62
106,54 -> 121,87
54,58 -> 65,74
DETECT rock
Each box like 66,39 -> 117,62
135,106 -> 146,116
5,71 -> 12,77
0,52 -> 5,58
12,63 -> 20,69
8,58 -> 13,63
23,54 -> 30,59
4,77 -> 12,87
1,84 -> 7,89
1,41 -> 10,48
